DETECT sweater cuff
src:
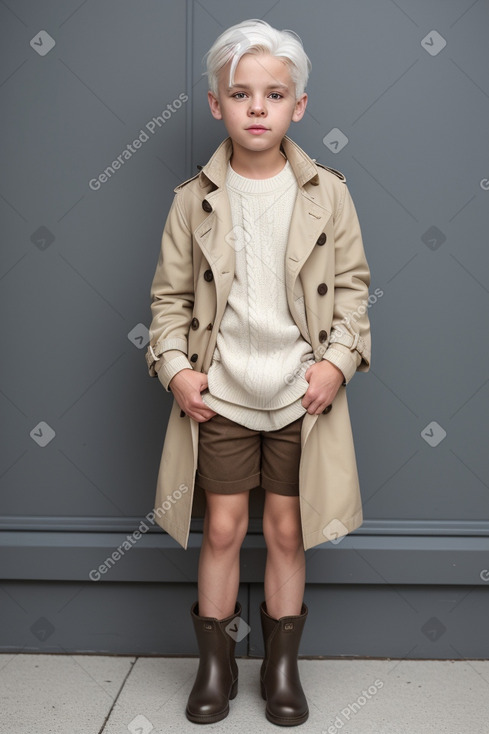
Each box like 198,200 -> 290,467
322,344 -> 361,385
156,354 -> 193,392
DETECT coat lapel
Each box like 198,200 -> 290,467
193,186 -> 236,329
284,188 -> 332,336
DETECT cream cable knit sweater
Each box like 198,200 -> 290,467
201,160 -> 315,431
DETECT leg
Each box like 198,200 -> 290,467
187,489 -> 249,723
262,491 -> 305,619
198,489 -> 250,619
187,414 -> 255,723
261,494 -> 308,726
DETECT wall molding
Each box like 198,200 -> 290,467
1,515 -> 488,535
1,526 -> 488,585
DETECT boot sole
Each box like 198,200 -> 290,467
261,679 -> 309,727
185,678 -> 238,724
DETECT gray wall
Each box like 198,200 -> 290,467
1,0 -> 488,658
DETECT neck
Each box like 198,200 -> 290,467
229,141 -> 286,179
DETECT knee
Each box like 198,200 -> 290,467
263,513 -> 302,554
206,512 -> 248,552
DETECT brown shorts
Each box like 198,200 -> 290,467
195,412 -> 304,496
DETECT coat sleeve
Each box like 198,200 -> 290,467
322,182 -> 371,384
145,192 -> 194,391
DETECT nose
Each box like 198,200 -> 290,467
249,96 -> 266,116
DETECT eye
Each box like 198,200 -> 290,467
232,92 -> 247,99
269,92 -> 283,100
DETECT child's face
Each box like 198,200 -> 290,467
208,52 -> 307,157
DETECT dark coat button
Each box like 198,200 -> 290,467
316,233 -> 327,246
202,200 -> 212,212
206,323 -> 213,330
322,404 -> 332,414
317,283 -> 328,295
190,353 -> 198,363
191,317 -> 199,330
318,330 -> 328,343
204,269 -> 213,282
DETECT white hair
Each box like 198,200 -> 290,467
204,19 -> 311,100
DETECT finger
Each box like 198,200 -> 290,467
184,406 -> 204,421
200,374 -> 209,389
189,413 -> 206,422
193,409 -> 216,422
195,395 -> 212,411
307,397 -> 325,415
302,387 -> 317,408
188,400 -> 215,418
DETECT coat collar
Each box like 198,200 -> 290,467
198,135 -> 321,190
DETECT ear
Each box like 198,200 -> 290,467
291,93 -> 308,123
208,90 -> 223,120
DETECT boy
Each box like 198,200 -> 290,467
146,19 -> 371,726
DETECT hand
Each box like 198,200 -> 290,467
302,360 -> 344,415
169,369 -> 217,423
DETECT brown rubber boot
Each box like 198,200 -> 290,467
260,600 -> 309,726
185,600 -> 241,724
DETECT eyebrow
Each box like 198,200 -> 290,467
227,82 -> 289,91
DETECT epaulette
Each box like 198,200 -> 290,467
173,170 -> 201,193
315,161 -> 346,182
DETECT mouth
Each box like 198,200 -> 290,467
246,125 -> 269,135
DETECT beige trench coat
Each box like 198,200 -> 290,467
145,135 -> 371,551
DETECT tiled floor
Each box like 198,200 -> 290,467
1,654 -> 487,733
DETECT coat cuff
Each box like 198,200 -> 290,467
146,337 -> 188,376
156,353 -> 193,392
322,344 -> 361,385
